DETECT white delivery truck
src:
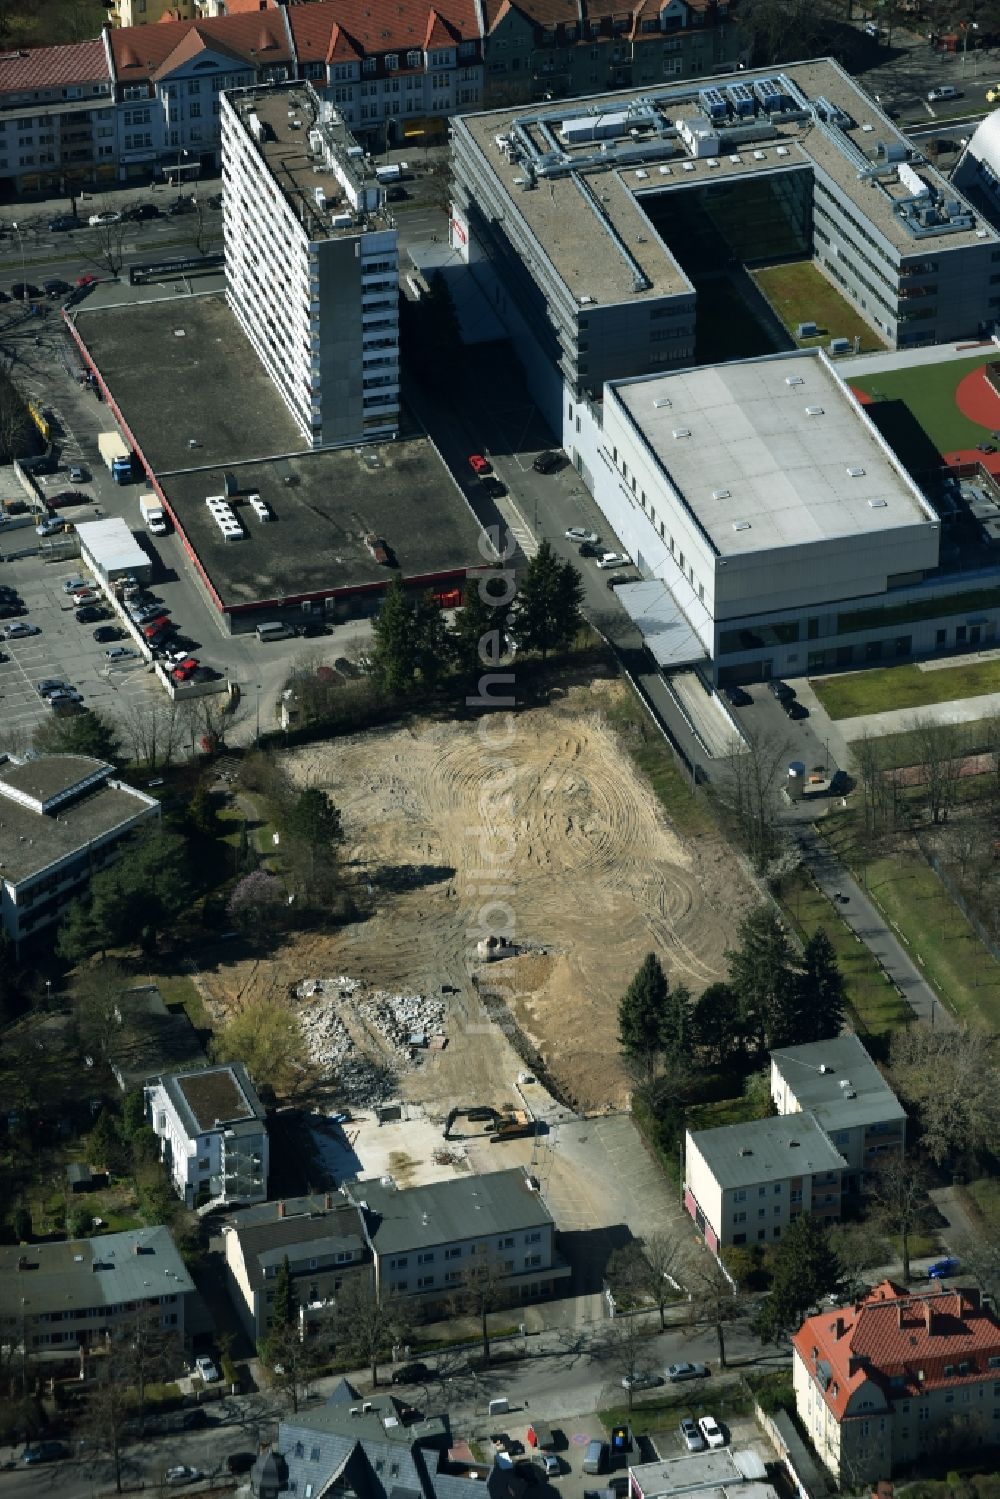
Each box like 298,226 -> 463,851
139,493 -> 168,536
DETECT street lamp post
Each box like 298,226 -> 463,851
962,21 -> 979,73
174,145 -> 188,197
255,683 -> 261,744
10,220 -> 25,293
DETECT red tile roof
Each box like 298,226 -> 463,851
0,39 -> 109,95
793,1280 -> 1000,1422
110,9 -> 291,81
288,0 -> 478,58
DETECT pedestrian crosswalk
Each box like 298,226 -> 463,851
496,496 -> 539,559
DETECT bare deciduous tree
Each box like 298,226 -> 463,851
331,1276 -> 411,1387
889,1026 -> 1000,1168
687,1256 -> 748,1369
910,715 -> 964,826
720,724 -> 789,874
865,1153 -> 930,1285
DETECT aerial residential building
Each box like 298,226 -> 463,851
481,0 -> 742,111
684,1113 -> 847,1252
770,1034 -> 906,1194
0,754 -> 160,948
794,1280 -> 1000,1483
348,1168 -> 571,1308
0,42 -> 115,197
223,1193 -> 370,1340
629,1450 -> 773,1499
145,1062 -> 269,1208
221,81 -> 400,447
0,1226 -> 194,1361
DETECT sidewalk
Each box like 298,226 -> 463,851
794,826 -> 954,1030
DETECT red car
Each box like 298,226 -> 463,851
468,453 -> 491,476
142,615 -> 172,638
49,490 -> 88,508
70,587 -> 97,603
171,657 -> 199,681
75,274 -> 98,288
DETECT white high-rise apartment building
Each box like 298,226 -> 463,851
221,81 -> 399,448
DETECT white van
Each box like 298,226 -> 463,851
928,85 -> 958,102
256,621 -> 296,643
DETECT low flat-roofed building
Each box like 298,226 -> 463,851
349,1167 -> 571,1309
685,1113 -> 847,1252
0,754 -> 160,947
223,1192 -> 370,1341
68,294 -> 490,631
146,1063 -> 268,1209
0,1226 -> 194,1360
629,1448 -> 769,1499
599,349 -> 940,679
770,1034 -> 906,1191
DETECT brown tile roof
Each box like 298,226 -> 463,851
110,9 -> 291,81
482,0 -> 719,35
793,1279 -> 1000,1421
0,39 -> 109,95
288,0 -> 478,59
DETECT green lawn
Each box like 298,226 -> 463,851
777,868 -> 911,1038
751,261 -> 887,354
152,972 -> 212,1034
811,658 -> 1000,720
821,822 -> 1000,1029
849,352 -> 995,453
687,1094 -> 770,1132
605,684 -> 713,840
963,1176 -> 1000,1233
848,718 -> 997,770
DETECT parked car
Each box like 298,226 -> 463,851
928,86 -> 959,102
207,193 -> 223,210
565,527 -> 600,545
88,210 -> 121,226
391,1361 -> 430,1385
165,1466 -> 202,1486
63,575 -> 88,594
143,617 -> 174,639
94,625 -> 124,643
46,689 -> 83,707
227,1454 -> 256,1475
50,490 -> 88,508
768,679 -> 795,703
68,465 -> 88,483
48,214 -> 79,232
533,449 -> 563,474
468,453 -> 491,476
70,588 -> 97,603
722,685 -> 752,707
597,551 -> 629,569
0,599 -> 26,617
783,699 -> 809,720
37,679 -> 71,697
172,658 -> 200,682
105,646 -> 135,662
36,517 -> 65,537
4,621 -> 40,638
666,1362 -> 710,1382
536,1453 -> 561,1477
168,196 -> 195,215
605,571 -> 639,589
622,1371 -> 662,1391
43,278 -> 71,298
22,1442 -> 68,1465
679,1418 -> 705,1454
480,475 -> 507,498
12,282 -> 40,300
698,1416 -> 725,1450
929,1257 -> 960,1279
76,605 -> 109,624
75,273 -> 98,288
195,1355 -> 220,1382
125,203 -> 160,221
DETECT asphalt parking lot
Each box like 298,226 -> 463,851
0,551 -> 161,745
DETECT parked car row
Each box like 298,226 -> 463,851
721,679 -> 809,720
122,581 -> 213,683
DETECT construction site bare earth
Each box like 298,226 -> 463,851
199,682 -> 752,1118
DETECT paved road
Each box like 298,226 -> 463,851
794,825 -> 955,1031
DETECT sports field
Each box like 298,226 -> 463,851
849,353 -> 998,455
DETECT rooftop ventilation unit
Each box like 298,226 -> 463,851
733,520 -> 751,531
978,228 -> 991,238
730,154 -> 742,164
868,498 -> 888,508
672,427 -> 691,438
682,162 -> 695,172
785,376 -> 804,387
776,146 -> 790,157
712,488 -> 731,500
846,466 -> 866,477
635,168 -> 648,179
707,158 -> 720,168
658,164 -> 672,175
739,1146 -> 753,1156
753,150 -> 766,161
652,396 -> 671,408
805,405 -> 824,416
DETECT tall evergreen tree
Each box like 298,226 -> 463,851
726,906 -> 801,1053
508,540 -> 584,661
412,591 -> 451,690
800,929 -> 846,1042
450,582 -> 499,687
753,1215 -> 842,1344
371,578 -> 416,695
658,980 -> 693,1068
618,953 -> 677,1081
271,1254 -> 298,1331
692,982 -> 743,1069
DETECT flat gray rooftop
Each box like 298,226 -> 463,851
457,57 -> 996,300
0,1226 -> 193,1317
73,295 -> 486,609
0,773 -> 158,888
688,1112 -> 846,1189
609,350 -> 935,557
353,1168 -> 553,1254
771,1034 -> 906,1133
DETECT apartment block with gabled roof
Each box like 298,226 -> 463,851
794,1280 -> 1000,1483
